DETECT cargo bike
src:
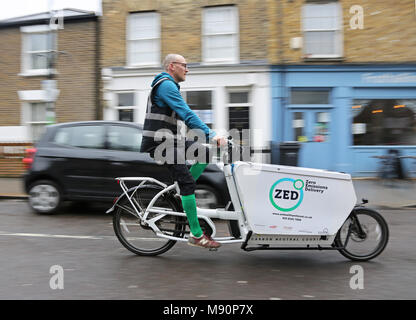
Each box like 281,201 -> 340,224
107,140 -> 389,261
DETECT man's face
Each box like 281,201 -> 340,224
170,56 -> 188,83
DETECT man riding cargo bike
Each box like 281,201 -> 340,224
140,54 -> 227,249
107,54 -> 389,262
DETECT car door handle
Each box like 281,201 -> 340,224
110,161 -> 125,166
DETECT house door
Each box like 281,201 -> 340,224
291,109 -> 332,169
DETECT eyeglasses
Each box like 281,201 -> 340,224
172,62 -> 188,69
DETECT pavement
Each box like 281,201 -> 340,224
0,177 -> 415,209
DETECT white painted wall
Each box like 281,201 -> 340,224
0,126 -> 29,142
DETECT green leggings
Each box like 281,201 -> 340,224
180,163 -> 208,238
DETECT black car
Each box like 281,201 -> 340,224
23,121 -> 230,214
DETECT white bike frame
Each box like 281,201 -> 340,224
109,164 -> 249,244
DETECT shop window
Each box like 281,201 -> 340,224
229,107 -> 249,132
228,90 -> 250,135
118,109 -> 134,122
118,92 -> 134,107
293,112 -> 306,142
229,92 -> 248,104
352,99 -> 416,145
117,92 -> 135,122
291,89 -> 330,104
314,112 -> 330,142
183,91 -> 213,128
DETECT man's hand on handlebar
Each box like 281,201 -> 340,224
212,135 -> 228,147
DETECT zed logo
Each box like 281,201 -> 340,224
269,178 -> 304,212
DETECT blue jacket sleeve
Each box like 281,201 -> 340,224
157,81 -> 216,139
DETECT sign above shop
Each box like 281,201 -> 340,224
362,73 -> 416,84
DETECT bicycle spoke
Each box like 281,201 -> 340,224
336,208 -> 389,261
113,185 -> 186,256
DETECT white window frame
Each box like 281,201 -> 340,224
20,25 -> 58,76
182,89 -> 214,127
302,2 -> 343,59
126,12 -> 161,67
115,91 -> 137,122
22,101 -> 50,141
18,89 -> 59,141
227,88 -> 252,131
202,6 -> 239,64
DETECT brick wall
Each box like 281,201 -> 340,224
55,20 -> 99,123
0,18 -> 99,128
268,0 -> 416,64
102,0 -> 416,68
101,0 -> 269,67
0,142 -> 32,177
0,27 -> 27,126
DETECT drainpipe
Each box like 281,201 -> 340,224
95,14 -> 102,120
277,0 -> 286,142
45,1 -> 58,127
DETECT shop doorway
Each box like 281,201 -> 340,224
291,109 -> 332,169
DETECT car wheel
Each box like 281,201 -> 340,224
195,184 -> 219,209
28,180 -> 62,214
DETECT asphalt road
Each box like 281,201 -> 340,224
0,199 -> 415,300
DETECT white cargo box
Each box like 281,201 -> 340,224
232,162 -> 357,236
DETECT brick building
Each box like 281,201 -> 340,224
268,0 -> 416,177
0,9 -> 100,176
100,0 -> 272,161
268,0 -> 416,64
0,9 -> 100,143
2,1 -> 414,177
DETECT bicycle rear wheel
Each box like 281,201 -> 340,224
113,185 -> 186,256
335,208 -> 389,261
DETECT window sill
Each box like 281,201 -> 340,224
125,64 -> 161,69
26,121 -> 49,125
202,60 -> 240,66
19,69 -> 58,77
303,56 -> 344,62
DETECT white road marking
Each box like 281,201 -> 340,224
0,231 -> 167,242
0,231 -> 104,240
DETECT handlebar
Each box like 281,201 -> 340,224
216,137 -> 246,164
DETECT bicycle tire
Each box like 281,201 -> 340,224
335,208 -> 389,261
113,184 -> 186,256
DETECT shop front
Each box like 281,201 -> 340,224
271,65 -> 416,177
102,64 -> 272,163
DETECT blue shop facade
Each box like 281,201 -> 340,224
271,65 -> 416,177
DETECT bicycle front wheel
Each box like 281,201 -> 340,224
113,185 -> 186,256
335,208 -> 389,261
